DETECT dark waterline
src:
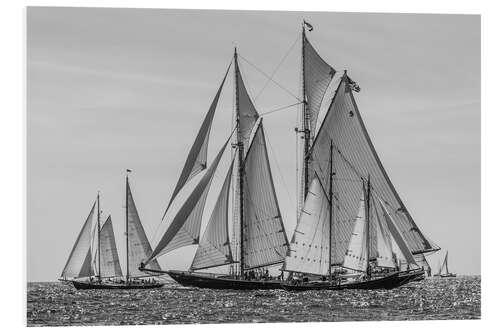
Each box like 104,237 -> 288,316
27,276 -> 480,326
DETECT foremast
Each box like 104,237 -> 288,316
301,24 -> 311,205
125,171 -> 130,283
97,192 -> 101,281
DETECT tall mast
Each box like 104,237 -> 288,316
301,24 -> 311,203
125,171 -> 130,282
328,140 -> 334,284
234,48 -> 245,278
365,175 -> 371,278
97,192 -> 101,281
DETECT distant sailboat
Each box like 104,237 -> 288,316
60,173 -> 164,289
434,251 -> 456,278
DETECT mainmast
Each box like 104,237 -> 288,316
301,24 -> 311,203
125,171 -> 130,282
234,48 -> 245,278
328,140 -> 334,283
97,192 -> 101,281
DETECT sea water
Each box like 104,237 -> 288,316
27,276 -> 480,326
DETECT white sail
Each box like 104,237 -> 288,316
303,34 -> 335,139
126,180 -> 162,276
343,195 -> 369,272
378,198 -> 418,267
61,202 -> 96,278
442,251 -> 449,275
147,138 -> 230,263
235,58 -> 259,154
242,121 -> 289,269
309,75 -> 438,264
99,216 -> 123,278
162,65 -> 231,219
283,177 -> 330,276
190,159 -> 235,270
374,205 -> 396,268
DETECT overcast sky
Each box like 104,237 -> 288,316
27,7 -> 480,281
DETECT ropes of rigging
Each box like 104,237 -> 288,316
238,54 -> 302,103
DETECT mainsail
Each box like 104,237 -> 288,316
126,180 -> 162,276
61,202 -> 96,278
343,195 -> 369,272
147,138 -> 230,263
99,216 -> 123,278
162,64 -> 231,219
309,74 -> 438,264
242,121 -> 289,269
283,177 -> 330,276
190,159 -> 235,271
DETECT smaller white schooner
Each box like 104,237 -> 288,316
59,172 -> 164,289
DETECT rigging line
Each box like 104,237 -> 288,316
262,126 -> 295,212
238,54 -> 302,103
260,101 -> 304,116
254,35 -> 300,102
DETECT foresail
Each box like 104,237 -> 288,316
343,195 -> 368,272
99,216 -> 123,278
191,159 -> 235,270
242,121 -> 289,269
310,75 -> 438,264
303,34 -> 335,138
235,58 -> 259,154
163,65 -> 231,219
127,181 -> 162,276
147,138 -> 230,263
283,177 -> 330,276
61,202 -> 96,278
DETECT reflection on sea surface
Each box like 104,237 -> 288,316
27,276 -> 480,326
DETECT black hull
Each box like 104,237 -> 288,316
167,270 -> 284,290
71,280 -> 164,290
282,270 -> 424,291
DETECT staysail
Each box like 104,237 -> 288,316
309,75 -> 438,264
61,202 -> 96,278
242,121 -> 289,269
190,159 -> 235,270
99,216 -> 123,278
283,177 -> 330,276
147,138 -> 230,263
343,195 -> 369,272
162,64 -> 231,219
126,180 -> 162,276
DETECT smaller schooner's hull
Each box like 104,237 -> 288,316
71,280 -> 164,290
438,273 -> 456,278
282,269 -> 424,291
167,270 -> 284,290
